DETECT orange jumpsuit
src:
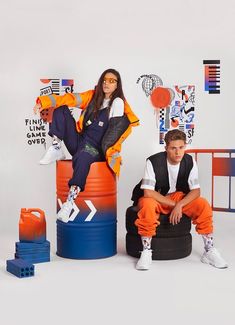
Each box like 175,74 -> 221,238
135,192 -> 213,237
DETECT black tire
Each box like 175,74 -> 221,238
126,233 -> 192,260
126,206 -> 191,238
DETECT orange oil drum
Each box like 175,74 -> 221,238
56,160 -> 117,259
19,208 -> 46,243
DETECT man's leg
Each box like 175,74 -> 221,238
181,197 -> 228,269
135,197 -> 172,270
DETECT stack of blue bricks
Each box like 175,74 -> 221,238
15,240 -> 50,264
6,259 -> 34,278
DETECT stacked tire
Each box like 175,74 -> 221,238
126,206 -> 192,260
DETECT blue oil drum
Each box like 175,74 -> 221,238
56,161 -> 117,259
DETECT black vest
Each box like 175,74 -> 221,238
131,152 -> 193,205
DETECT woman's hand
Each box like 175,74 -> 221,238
33,102 -> 43,115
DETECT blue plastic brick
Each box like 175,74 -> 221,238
16,240 -> 50,251
15,249 -> 50,256
15,252 -> 50,258
15,252 -> 50,264
15,254 -> 50,264
14,240 -> 51,264
6,259 -> 35,278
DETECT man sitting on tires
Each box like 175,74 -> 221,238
134,129 -> 228,270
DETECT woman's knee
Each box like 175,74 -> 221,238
53,105 -> 69,116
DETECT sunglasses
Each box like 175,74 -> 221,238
103,77 -> 118,84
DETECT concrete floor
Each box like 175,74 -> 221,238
0,212 -> 234,325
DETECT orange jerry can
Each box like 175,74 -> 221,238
19,208 -> 46,243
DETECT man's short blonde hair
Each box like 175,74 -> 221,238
164,129 -> 186,146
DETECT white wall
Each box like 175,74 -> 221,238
1,0 -> 235,241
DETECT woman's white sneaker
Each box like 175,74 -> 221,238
201,247 -> 228,269
57,200 -> 74,223
136,249 -> 152,270
39,146 -> 66,165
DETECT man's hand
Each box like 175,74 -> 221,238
169,202 -> 183,225
33,103 -> 43,115
169,188 -> 200,225
144,189 -> 176,207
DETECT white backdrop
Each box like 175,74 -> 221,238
1,2 -> 235,324
0,0 -> 235,241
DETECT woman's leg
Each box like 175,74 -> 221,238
40,106 -> 79,164
69,144 -> 103,190
48,105 -> 79,155
57,144 -> 104,222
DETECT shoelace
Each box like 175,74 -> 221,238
208,248 -> 218,254
208,248 -> 223,260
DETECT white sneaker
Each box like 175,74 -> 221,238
57,200 -> 74,223
39,145 -> 66,165
201,247 -> 228,269
136,249 -> 152,270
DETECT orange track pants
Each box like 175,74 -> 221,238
135,192 -> 213,237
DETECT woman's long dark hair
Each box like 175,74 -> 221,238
92,68 -> 126,114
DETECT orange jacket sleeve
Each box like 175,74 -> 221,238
37,90 -> 94,111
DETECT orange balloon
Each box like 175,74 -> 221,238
151,87 -> 171,108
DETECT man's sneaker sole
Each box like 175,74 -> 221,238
136,264 -> 151,271
136,250 -> 152,271
201,255 -> 228,269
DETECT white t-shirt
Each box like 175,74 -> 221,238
101,97 -> 124,118
141,156 -> 200,194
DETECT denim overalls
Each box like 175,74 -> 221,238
49,105 -> 110,190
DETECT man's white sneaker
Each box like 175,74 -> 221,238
201,247 -> 228,269
39,146 -> 66,165
57,200 -> 74,223
136,249 -> 152,270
